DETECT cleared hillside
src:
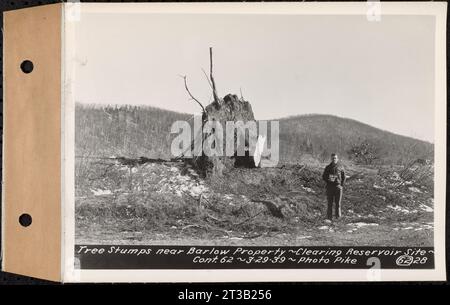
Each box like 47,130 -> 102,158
75,104 -> 434,247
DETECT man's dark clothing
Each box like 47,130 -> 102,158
322,162 -> 346,220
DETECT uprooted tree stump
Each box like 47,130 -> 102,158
183,47 -> 258,176
193,94 -> 257,176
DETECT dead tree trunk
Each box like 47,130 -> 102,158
183,47 -> 257,176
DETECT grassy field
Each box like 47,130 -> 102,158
75,104 -> 434,246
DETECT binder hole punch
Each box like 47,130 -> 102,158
20,60 -> 34,73
19,214 -> 32,227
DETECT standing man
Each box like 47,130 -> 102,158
322,153 -> 346,221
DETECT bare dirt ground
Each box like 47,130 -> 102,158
75,159 -> 434,246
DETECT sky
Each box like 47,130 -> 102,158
72,11 -> 436,142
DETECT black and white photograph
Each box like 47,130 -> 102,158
62,2 -> 446,282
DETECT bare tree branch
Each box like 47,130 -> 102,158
209,47 -> 220,104
181,75 -> 206,113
